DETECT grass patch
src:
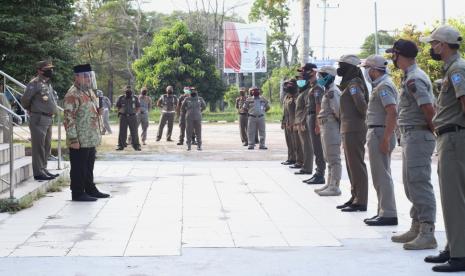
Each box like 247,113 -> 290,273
46,177 -> 69,193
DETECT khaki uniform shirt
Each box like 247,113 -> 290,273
295,88 -> 310,125
116,94 -> 140,114
63,86 -> 102,148
21,75 -> 57,115
340,77 -> 368,133
366,75 -> 398,126
433,53 -> 465,129
235,96 -> 248,114
318,83 -> 341,119
157,94 -> 177,113
139,95 -> 153,114
243,96 -> 270,117
398,64 -> 435,126
283,94 -> 297,127
181,96 -> 206,121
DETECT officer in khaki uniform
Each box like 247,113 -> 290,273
138,87 -> 152,145
116,85 -> 141,151
243,87 -> 270,150
421,25 -> 465,273
281,80 -> 298,165
294,64 -> 315,175
235,88 -> 248,146
335,55 -> 370,212
156,86 -> 177,142
315,66 -> 342,196
181,88 -> 206,150
21,61 -> 58,181
361,55 -> 399,226
176,87 -> 190,145
387,39 -> 438,250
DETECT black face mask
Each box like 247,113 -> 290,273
141,91 -> 147,96
42,69 -> 53,78
336,67 -> 346,77
125,90 -> 132,97
429,48 -> 442,61
191,92 -> 197,97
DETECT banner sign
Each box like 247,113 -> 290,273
223,22 -> 267,73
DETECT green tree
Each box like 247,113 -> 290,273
132,21 -> 225,104
261,65 -> 299,104
0,0 -> 76,96
360,30 -> 395,58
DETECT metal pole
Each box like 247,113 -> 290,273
235,73 -> 240,90
322,0 -> 327,59
9,113 -> 14,200
374,0 -> 379,55
442,0 -> 446,24
57,112 -> 62,170
252,72 -> 256,87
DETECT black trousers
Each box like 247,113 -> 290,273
118,114 -> 140,148
69,147 -> 97,196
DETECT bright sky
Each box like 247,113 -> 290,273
141,0 -> 465,59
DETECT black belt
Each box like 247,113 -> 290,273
434,124 -> 465,137
249,114 -> 264,118
368,125 -> 385,128
309,111 -> 316,115
399,125 -> 429,133
119,113 -> 136,116
239,113 -> 248,115
32,112 -> 53,117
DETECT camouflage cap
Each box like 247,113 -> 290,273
420,25 -> 463,44
36,60 -> 54,70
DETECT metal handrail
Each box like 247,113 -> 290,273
5,85 -> 28,123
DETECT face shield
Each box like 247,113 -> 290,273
75,71 -> 97,90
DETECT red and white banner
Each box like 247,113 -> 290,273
223,22 -> 267,73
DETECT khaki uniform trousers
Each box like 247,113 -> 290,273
401,129 -> 436,223
138,112 -> 149,142
186,119 -> 201,146
157,112 -> 175,140
101,108 -> 112,134
247,116 -> 266,147
437,129 -> 465,257
367,127 -> 397,217
293,130 -> 303,165
239,114 -> 248,143
29,113 -> 52,176
320,117 -> 341,186
308,114 -> 326,176
342,130 -> 369,206
298,127 -> 313,172
284,127 -> 296,162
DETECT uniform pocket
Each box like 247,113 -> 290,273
406,158 -> 431,182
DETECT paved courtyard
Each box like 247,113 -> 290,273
0,124 -> 448,275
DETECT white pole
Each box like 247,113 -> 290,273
442,0 -> 446,24
322,0 -> 327,59
252,72 -> 256,87
374,1 -> 379,55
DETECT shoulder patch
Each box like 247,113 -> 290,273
380,90 -> 388,97
349,86 -> 359,95
451,73 -> 463,85
406,79 -> 417,93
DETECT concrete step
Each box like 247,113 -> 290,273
0,144 -> 26,165
0,156 -> 33,193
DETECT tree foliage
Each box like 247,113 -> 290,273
0,0 -> 76,96
132,21 -> 225,104
360,30 -> 395,58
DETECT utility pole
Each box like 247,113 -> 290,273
374,0 -> 379,55
317,0 -> 339,60
300,0 -> 310,65
442,0 -> 446,24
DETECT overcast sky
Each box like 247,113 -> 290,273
141,0 -> 465,59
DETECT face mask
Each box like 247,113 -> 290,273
184,89 -> 191,94
240,92 -> 245,97
364,68 -> 374,84
42,69 -> 53,78
142,91 -> 147,95
336,67 -> 346,77
253,91 -> 260,97
191,92 -> 197,97
317,75 -> 332,87
429,44 -> 442,61
125,90 -> 132,97
167,90 -> 173,94
296,80 -> 307,88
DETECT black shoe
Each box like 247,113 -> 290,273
295,170 -> 312,175
341,204 -> 367,212
243,142 -> 248,146
197,146 -> 202,151
289,164 -> 302,169
116,146 -> 124,151
34,174 -> 54,181
87,191 -> 110,198
425,251 -> 451,263
336,200 -> 353,209
248,145 -> 254,150
432,258 -> 465,272
167,138 -> 173,142
259,146 -> 268,150
134,147 -> 141,151
365,216 -> 398,226
187,145 -> 191,151
281,160 -> 295,165
363,215 -> 378,222
44,170 -> 59,178
156,137 -> 161,141
72,193 -> 98,202
192,141 -> 197,145
177,142 -> 183,145
306,174 -> 325,184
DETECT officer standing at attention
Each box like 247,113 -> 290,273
421,25 -> 465,273
361,55 -> 398,225
21,61 -> 59,181
176,87 -> 190,145
304,65 -> 326,185
387,39 -> 438,250
243,87 -> 270,150
181,87 -> 206,151
63,64 -> 109,201
281,80 -> 298,165
236,87 -> 249,146
314,66 -> 342,196
294,64 -> 315,175
335,55 -> 370,213
96,90 -> 112,135
156,85 -> 177,142
137,87 -> 152,145
116,85 -> 141,151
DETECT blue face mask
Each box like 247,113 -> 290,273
317,75 -> 334,87
296,80 -> 307,88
